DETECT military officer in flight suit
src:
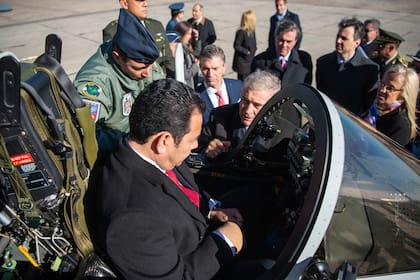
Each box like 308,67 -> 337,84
103,0 -> 175,78
74,8 -> 162,152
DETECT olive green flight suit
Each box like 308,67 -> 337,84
73,41 -> 165,151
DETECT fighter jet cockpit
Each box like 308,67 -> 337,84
187,82 -> 420,279
187,83 -> 331,277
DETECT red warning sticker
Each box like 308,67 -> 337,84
10,153 -> 35,166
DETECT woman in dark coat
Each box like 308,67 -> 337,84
365,64 -> 419,147
232,10 -> 257,81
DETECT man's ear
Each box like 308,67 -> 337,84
112,50 -> 122,65
222,63 -> 227,75
119,0 -> 128,9
154,132 -> 174,154
388,44 -> 396,52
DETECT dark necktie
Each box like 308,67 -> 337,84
215,90 -> 225,107
165,169 -> 200,209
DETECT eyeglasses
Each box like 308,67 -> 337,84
365,29 -> 375,33
377,82 -> 402,92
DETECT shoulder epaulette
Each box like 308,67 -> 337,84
396,56 -> 409,67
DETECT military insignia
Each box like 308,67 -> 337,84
369,51 -> 378,59
155,33 -> 163,43
122,93 -> 134,116
397,56 -> 409,67
81,82 -> 102,98
83,99 -> 101,122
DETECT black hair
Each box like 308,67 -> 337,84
129,79 -> 205,144
339,17 -> 364,40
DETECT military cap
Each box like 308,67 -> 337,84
377,28 -> 405,46
114,9 -> 159,64
168,2 -> 184,12
407,50 -> 420,63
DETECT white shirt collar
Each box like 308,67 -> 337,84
337,50 -> 356,64
385,53 -> 399,65
205,80 -> 229,108
128,140 -> 165,174
278,51 -> 291,62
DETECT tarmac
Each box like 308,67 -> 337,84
0,0 -> 419,82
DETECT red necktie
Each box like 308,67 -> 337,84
165,170 -> 200,209
215,90 -> 225,107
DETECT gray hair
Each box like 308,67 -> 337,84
364,18 -> 381,30
242,70 -> 281,96
200,44 -> 226,64
274,19 -> 300,41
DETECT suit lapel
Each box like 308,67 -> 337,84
228,104 -> 246,145
198,85 -> 214,122
120,143 -> 207,225
282,50 -> 305,84
162,167 -> 207,224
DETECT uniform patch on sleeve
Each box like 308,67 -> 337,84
81,82 -> 102,98
122,93 -> 134,116
83,100 -> 101,122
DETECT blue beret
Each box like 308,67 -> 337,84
114,9 -> 159,64
168,2 -> 184,11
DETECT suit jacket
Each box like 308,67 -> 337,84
199,103 -> 245,151
188,17 -> 217,52
251,48 -> 313,85
199,103 -> 295,163
85,141 -> 234,279
316,47 -> 379,117
361,39 -> 379,59
268,10 -> 302,51
197,78 -> 243,124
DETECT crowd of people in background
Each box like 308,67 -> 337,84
80,0 -> 420,156
73,1 -> 420,279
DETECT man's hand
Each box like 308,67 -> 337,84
205,139 -> 231,158
209,208 -> 243,226
192,28 -> 199,40
217,221 -> 243,253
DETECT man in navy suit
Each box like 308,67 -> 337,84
199,71 -> 280,159
196,44 -> 243,124
252,19 -> 312,86
85,79 -> 250,279
268,0 -> 302,51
